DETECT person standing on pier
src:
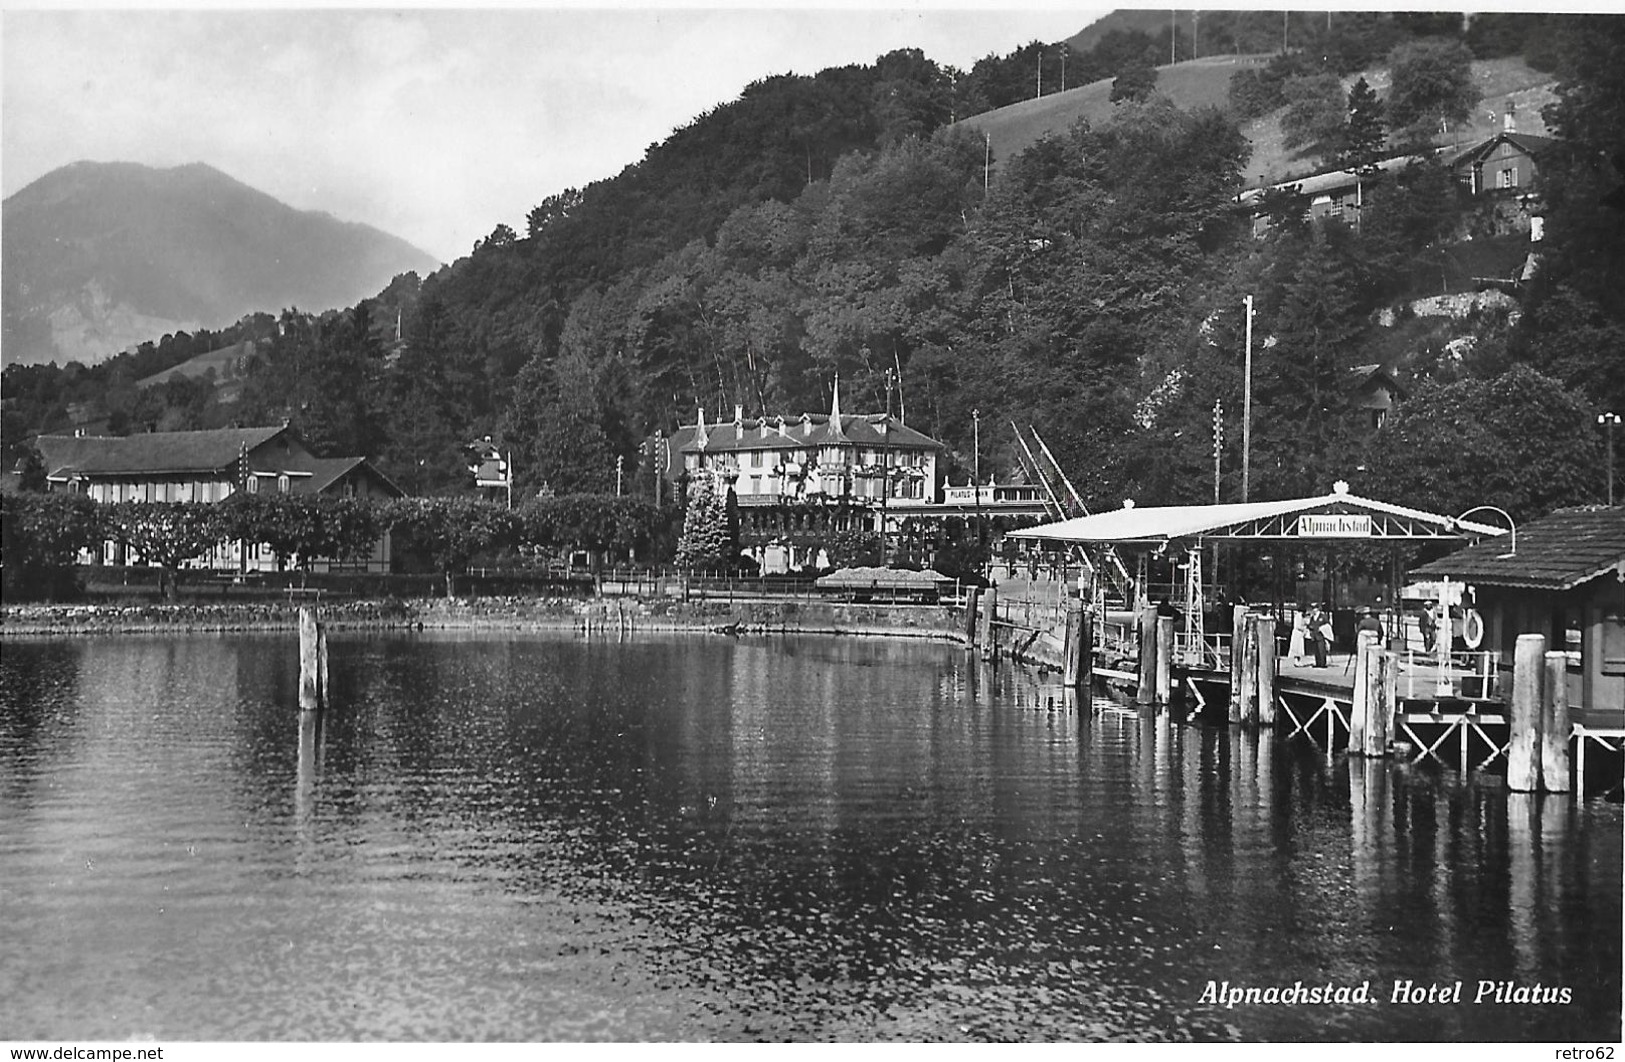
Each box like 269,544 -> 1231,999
1289,608 -> 1308,666
1419,601 -> 1438,653
1310,606 -> 1332,668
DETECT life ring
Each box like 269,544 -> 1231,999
1462,609 -> 1484,650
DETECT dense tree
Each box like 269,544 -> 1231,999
1364,366 -> 1603,521
1279,73 -> 1347,160
385,497 -> 519,596
107,502 -> 226,600
1385,38 -> 1480,144
674,476 -> 734,572
1109,53 -> 1158,104
0,492 -> 105,601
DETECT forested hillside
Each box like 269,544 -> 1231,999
6,12 -> 1624,531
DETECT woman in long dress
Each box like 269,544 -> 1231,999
1288,609 -> 1308,666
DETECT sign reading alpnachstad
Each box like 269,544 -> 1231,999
1297,513 -> 1372,537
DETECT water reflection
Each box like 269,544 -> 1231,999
0,632 -> 1618,1042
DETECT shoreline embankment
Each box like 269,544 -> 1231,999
0,597 -> 1011,645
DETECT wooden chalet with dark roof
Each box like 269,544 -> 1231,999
30,425 -> 402,572
1411,506 -> 1625,718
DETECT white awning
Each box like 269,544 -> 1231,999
1006,488 -> 1507,547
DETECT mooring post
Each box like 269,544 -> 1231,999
1239,616 -> 1259,726
298,606 -> 323,712
965,586 -> 981,648
1062,588 -> 1083,686
1228,604 -> 1247,722
1155,614 -> 1174,706
1350,631 -> 1378,755
1077,611 -> 1094,694
1542,650 -> 1572,793
1136,604 -> 1158,706
1508,634 -> 1546,792
981,585 -> 999,660
1366,648 -> 1395,757
1256,614 -> 1277,727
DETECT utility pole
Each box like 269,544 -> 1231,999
616,454 -> 624,497
1601,412 -> 1622,505
1171,9 -> 1176,64
882,369 -> 896,563
984,133 -> 991,194
1036,51 -> 1042,98
1059,44 -> 1067,91
1242,295 -> 1254,504
1212,399 -> 1223,503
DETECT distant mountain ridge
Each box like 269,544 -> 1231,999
2,161 -> 441,366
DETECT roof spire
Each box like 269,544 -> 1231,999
695,406 -> 709,450
828,373 -> 847,442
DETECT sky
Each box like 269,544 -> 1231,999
2,5 -> 1109,264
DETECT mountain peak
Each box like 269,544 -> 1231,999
3,160 -> 441,366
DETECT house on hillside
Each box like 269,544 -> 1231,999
1410,506 -> 1625,719
1447,106 -> 1560,199
657,383 -> 948,572
1346,363 -> 1407,431
1240,152 -> 1441,239
32,424 -> 403,572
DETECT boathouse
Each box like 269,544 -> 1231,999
1410,506 -> 1625,718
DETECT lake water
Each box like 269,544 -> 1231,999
1,631 -> 1619,1042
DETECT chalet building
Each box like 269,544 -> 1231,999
659,385 -> 948,572
1410,506 -> 1625,720
1346,363 -> 1407,431
32,425 -> 402,572
1447,105 -> 1559,198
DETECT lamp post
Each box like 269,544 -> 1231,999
1450,505 -> 1517,557
1600,412 -> 1621,505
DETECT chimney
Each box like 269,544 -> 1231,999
1504,99 -> 1517,134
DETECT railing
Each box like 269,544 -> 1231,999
1398,648 -> 1506,702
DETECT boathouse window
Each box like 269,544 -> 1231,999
1500,167 -> 1517,189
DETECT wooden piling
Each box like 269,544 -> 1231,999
1062,590 -> 1083,687
1239,616 -> 1259,725
1508,634 -> 1545,792
1229,605 -> 1247,723
981,586 -> 999,660
965,586 -> 981,647
1542,650 -> 1572,793
1077,611 -> 1094,693
1366,647 -> 1395,757
298,606 -> 323,712
1136,605 -> 1158,706
1349,631 -> 1377,754
1155,614 -> 1174,706
1255,615 -> 1277,727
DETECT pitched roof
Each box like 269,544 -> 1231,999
37,426 -> 287,478
1409,506 -> 1625,591
289,457 -> 406,498
1447,131 -> 1562,169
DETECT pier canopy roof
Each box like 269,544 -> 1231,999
1006,484 -> 1507,550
